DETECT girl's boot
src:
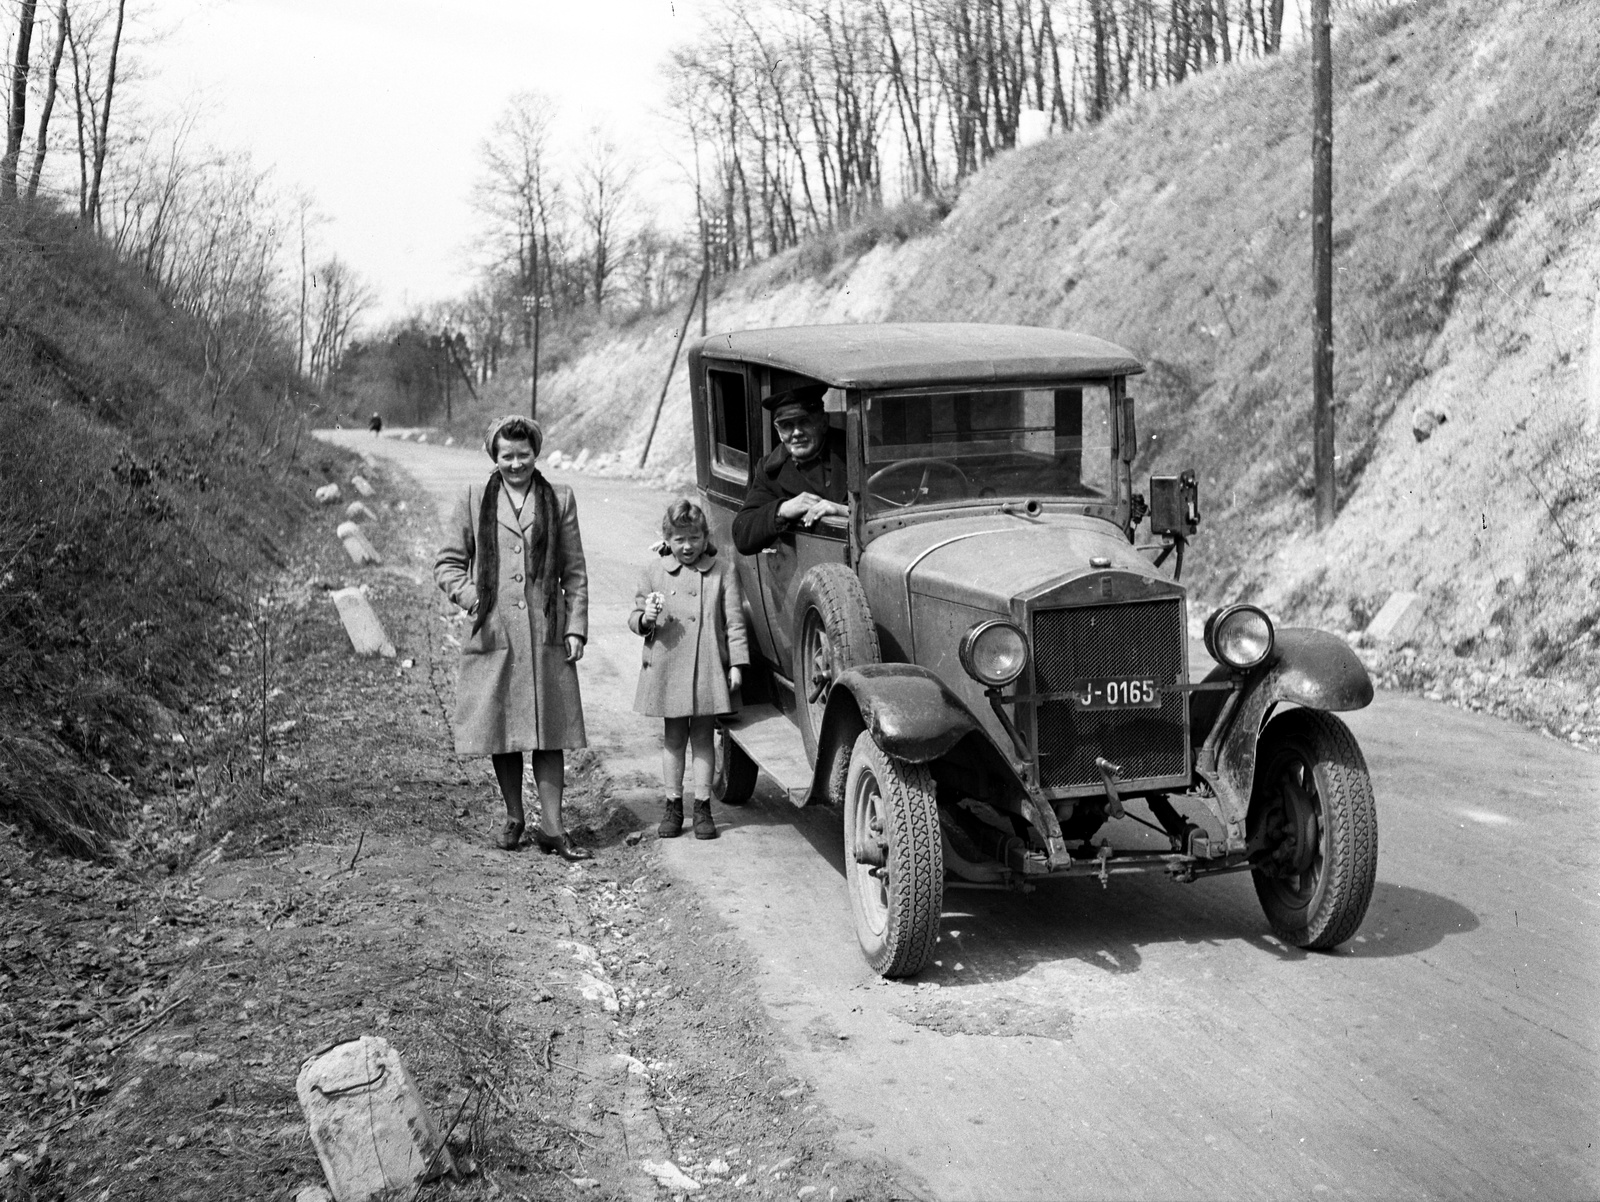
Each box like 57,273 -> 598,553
692,799 -> 718,840
658,797 -> 684,838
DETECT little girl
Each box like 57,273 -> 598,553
629,500 -> 750,840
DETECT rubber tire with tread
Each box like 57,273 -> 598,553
1248,709 -> 1378,949
712,725 -> 757,806
843,730 -> 944,978
792,563 -> 880,766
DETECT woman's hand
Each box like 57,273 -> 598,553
565,634 -> 585,663
728,665 -> 743,693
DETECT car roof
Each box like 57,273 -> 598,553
694,323 -> 1144,389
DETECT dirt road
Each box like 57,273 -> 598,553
329,430 -> 1600,1201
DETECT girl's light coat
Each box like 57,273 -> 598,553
435,480 -> 588,753
628,551 -> 750,718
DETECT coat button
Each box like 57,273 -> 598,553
511,544 -> 522,554
514,600 -> 525,609
513,574 -> 523,582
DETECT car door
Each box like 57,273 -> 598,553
752,400 -> 850,683
697,363 -> 773,666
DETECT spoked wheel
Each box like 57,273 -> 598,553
843,731 -> 943,978
712,725 -> 757,806
1248,709 -> 1377,949
792,564 -> 879,765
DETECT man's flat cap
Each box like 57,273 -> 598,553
761,383 -> 829,411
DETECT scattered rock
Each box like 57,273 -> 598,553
345,500 -> 378,523
1411,404 -> 1450,442
350,475 -> 376,498
625,830 -> 644,846
330,588 -> 396,658
315,483 -> 342,504
336,522 -> 382,566
642,1158 -> 701,1192
1367,591 -> 1425,646
293,1187 -> 333,1202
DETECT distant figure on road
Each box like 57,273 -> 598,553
629,500 -> 750,841
368,412 -> 383,436
731,384 -> 849,554
434,414 -> 593,859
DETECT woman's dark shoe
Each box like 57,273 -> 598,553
658,797 -> 684,839
534,829 -> 593,861
692,799 -> 718,840
499,819 -> 525,850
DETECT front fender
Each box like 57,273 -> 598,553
825,663 -> 981,762
1196,628 -> 1373,826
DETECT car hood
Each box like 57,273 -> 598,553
863,513 -> 1169,612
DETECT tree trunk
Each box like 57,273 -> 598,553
3,0 -> 40,203
85,0 -> 127,233
25,1 -> 68,203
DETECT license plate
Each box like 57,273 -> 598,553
1069,678 -> 1161,710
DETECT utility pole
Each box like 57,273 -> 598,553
521,294 -> 546,420
1311,0 -> 1336,531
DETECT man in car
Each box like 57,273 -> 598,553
732,384 -> 850,555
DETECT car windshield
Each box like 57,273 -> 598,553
863,384 -> 1114,515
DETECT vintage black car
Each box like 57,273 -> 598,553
689,323 -> 1377,978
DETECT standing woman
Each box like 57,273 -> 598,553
435,415 -> 593,859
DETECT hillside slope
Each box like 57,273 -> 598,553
516,0 -> 1599,692
0,210 -> 344,851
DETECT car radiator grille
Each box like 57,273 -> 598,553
1030,599 -> 1189,791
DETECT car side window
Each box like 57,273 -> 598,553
708,368 -> 750,480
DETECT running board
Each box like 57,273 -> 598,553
722,703 -> 812,807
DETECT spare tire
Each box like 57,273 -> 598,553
791,562 -> 880,766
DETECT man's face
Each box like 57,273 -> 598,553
773,402 -> 828,463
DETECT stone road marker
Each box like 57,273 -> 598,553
297,1035 -> 452,1200
1367,591 -> 1425,645
336,521 -> 381,565
350,474 -> 376,498
314,483 -> 342,504
330,588 -> 395,658
344,500 -> 378,523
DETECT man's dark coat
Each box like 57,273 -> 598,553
731,430 -> 848,555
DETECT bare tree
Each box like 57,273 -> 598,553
25,0 -> 69,203
306,256 -> 372,386
83,0 -> 125,230
3,0 -> 40,202
575,126 -> 636,306
477,91 -> 561,343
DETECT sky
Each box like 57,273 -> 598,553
133,0 -> 706,322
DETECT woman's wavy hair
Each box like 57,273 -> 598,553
658,498 -> 715,555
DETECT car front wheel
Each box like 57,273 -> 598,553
1248,709 -> 1377,949
843,730 -> 943,978
793,563 -> 880,767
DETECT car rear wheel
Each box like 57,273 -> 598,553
712,725 -> 757,806
843,731 -> 943,978
793,563 -> 880,766
1249,709 -> 1377,949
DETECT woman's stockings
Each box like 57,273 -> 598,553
491,753 -> 525,825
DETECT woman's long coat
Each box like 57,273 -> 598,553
628,552 -> 750,718
435,479 -> 588,754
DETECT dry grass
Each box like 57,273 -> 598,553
0,206 -> 345,857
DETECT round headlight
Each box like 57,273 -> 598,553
959,620 -> 1028,687
1204,604 -> 1275,671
